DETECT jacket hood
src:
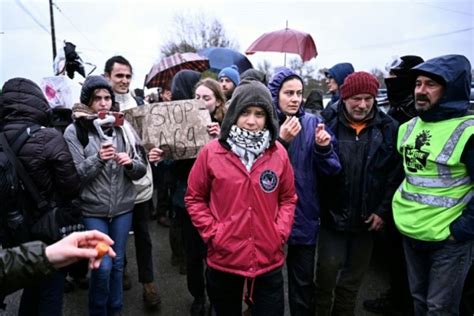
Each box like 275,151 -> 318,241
240,68 -> 267,85
0,77 -> 52,126
219,80 -> 279,146
410,54 -> 471,121
305,89 -> 324,112
326,63 -> 354,87
171,70 -> 201,101
268,67 -> 305,120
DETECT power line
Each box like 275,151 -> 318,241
14,0 -> 50,34
414,1 -> 474,17
326,27 -> 473,53
52,1 -> 106,56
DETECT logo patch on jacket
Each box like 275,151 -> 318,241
260,170 -> 278,193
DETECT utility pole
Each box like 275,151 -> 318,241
49,0 -> 57,60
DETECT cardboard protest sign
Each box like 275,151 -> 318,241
124,99 -> 212,160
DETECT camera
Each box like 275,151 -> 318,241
97,111 -> 124,126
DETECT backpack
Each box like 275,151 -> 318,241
0,124 -> 42,247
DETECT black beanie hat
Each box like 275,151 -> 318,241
80,75 -> 115,106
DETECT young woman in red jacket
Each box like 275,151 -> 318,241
185,80 -> 297,316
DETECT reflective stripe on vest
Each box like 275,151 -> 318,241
400,117 -> 418,146
406,174 -> 471,188
399,186 -> 473,208
437,119 -> 474,178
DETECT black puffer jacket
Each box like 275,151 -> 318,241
320,100 -> 403,232
0,78 -> 80,210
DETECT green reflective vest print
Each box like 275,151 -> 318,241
393,116 -> 474,241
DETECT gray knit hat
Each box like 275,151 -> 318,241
219,79 -> 278,146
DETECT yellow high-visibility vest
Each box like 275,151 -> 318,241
393,116 -> 474,241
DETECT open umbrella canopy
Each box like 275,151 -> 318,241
145,52 -> 209,89
198,47 -> 253,74
245,28 -> 317,62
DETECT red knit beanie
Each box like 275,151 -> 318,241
339,71 -> 380,100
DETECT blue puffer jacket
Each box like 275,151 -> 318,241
268,68 -> 341,245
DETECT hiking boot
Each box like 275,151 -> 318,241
190,297 -> 205,316
363,292 -> 402,315
123,271 -> 132,291
142,282 -> 161,309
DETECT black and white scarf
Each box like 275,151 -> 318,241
226,125 -> 270,171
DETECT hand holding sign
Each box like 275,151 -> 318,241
207,122 -> 221,138
148,147 -> 164,164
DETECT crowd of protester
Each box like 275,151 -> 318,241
0,52 -> 473,316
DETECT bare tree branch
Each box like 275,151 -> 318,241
161,12 -> 239,57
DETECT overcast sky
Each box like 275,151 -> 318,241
1,0 -> 473,90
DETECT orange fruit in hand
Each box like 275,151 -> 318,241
95,242 -> 109,258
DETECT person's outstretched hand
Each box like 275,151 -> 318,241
45,230 -> 116,269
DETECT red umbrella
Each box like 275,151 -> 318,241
145,52 -> 209,89
245,27 -> 317,64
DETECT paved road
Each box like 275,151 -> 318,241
1,222 -> 388,315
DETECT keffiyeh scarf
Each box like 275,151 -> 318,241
226,125 -> 270,171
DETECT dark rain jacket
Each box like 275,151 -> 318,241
268,68 -> 341,245
0,78 -> 81,214
409,54 -> 474,241
0,241 -> 55,297
321,100 -> 402,232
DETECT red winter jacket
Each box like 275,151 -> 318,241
185,140 -> 297,278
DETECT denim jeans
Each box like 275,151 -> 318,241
83,212 -> 133,316
403,236 -> 473,316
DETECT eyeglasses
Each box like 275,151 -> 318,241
325,74 -> 334,80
